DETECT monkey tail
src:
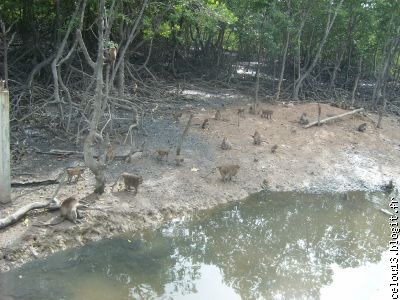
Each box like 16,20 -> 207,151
33,217 -> 65,227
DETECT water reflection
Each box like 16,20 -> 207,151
0,192 -> 391,299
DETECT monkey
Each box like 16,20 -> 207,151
358,123 -> 367,132
106,144 -> 114,163
271,144 -> 278,153
121,172 -> 143,194
237,108 -> 245,117
172,111 -> 183,121
260,109 -> 273,119
382,179 -> 395,193
66,167 -> 85,183
217,164 -> 240,182
105,47 -> 117,67
251,130 -> 262,145
155,149 -> 169,161
174,157 -> 184,166
221,136 -> 232,150
299,113 -> 309,125
201,118 -> 209,129
249,104 -> 258,115
34,197 -> 80,226
214,109 -> 222,120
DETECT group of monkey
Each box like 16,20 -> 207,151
55,105 -> 275,225
54,103 -> 369,226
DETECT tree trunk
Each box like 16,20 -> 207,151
377,86 -> 387,129
253,11 -> 267,109
372,34 -> 400,107
276,29 -> 290,100
293,0 -> 344,100
83,0 -> 107,194
351,58 -> 362,106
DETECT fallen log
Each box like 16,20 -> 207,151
0,200 -> 51,229
304,108 -> 364,128
11,179 -> 60,188
35,149 -> 83,156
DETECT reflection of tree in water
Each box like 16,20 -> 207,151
170,192 -> 389,299
0,192 -> 390,300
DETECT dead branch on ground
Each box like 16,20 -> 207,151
304,108 -> 364,128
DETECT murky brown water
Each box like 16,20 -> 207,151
0,191 -> 393,299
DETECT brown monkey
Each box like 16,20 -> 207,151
105,47 -> 117,66
121,172 -> 143,194
237,108 -> 245,117
106,144 -> 114,163
66,167 -> 85,183
221,137 -> 232,150
251,131 -> 262,145
174,157 -> 184,166
271,144 -> 278,153
358,123 -> 367,132
249,104 -> 258,115
217,164 -> 240,182
261,109 -> 273,119
172,111 -> 183,121
299,113 -> 309,125
35,197 -> 80,226
215,109 -> 222,120
201,118 -> 209,129
155,149 -> 169,161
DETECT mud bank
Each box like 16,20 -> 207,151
1,98 -> 399,272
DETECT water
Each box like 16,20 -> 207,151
0,192 -> 393,300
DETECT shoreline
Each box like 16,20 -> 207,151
1,101 -> 399,272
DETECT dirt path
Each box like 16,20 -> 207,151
1,99 -> 399,272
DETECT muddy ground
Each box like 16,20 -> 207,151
1,87 -> 399,272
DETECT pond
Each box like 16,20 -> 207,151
0,191 -> 393,300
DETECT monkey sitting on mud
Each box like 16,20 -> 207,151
35,197 -> 80,226
249,104 -> 258,115
260,109 -> 273,119
299,113 -> 309,125
172,110 -> 183,121
221,136 -> 232,150
66,167 -> 85,183
237,108 -> 245,117
218,164 -> 240,182
271,144 -> 278,153
121,172 -> 143,194
358,123 -> 367,132
214,109 -> 222,120
155,149 -> 169,161
201,118 -> 209,129
251,130 -> 262,145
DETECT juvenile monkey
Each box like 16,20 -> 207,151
35,197 -> 80,226
121,172 -> 143,194
214,109 -> 222,120
251,130 -> 262,145
271,144 -> 278,153
217,164 -> 240,182
358,123 -> 367,132
221,136 -> 232,150
299,113 -> 309,125
66,167 -> 85,183
261,109 -> 273,119
155,149 -> 169,161
201,118 -> 209,129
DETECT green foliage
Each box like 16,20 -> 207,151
0,0 -> 398,80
